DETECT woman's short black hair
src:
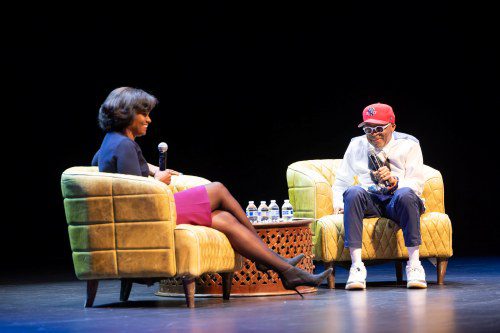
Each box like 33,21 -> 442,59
98,87 -> 158,132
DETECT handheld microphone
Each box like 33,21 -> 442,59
158,142 -> 168,171
369,148 -> 390,187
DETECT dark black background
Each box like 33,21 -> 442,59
5,3 -> 499,271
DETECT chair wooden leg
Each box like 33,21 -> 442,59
395,260 -> 404,285
324,262 -> 336,289
220,273 -> 233,300
120,279 -> 133,302
437,258 -> 449,285
182,277 -> 196,308
85,280 -> 99,308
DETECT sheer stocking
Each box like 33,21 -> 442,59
205,182 -> 257,233
211,210 -> 290,272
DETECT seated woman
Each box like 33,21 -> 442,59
92,87 -> 332,295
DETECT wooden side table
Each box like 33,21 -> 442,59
157,219 -> 316,297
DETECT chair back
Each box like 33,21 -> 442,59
287,159 -> 445,220
61,166 -> 177,279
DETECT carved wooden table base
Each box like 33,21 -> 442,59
157,219 -> 315,297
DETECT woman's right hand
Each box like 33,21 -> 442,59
154,170 -> 172,185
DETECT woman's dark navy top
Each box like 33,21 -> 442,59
91,131 -> 149,177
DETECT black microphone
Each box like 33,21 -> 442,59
368,148 -> 390,187
158,142 -> 168,171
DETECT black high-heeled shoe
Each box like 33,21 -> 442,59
278,266 -> 333,298
255,253 -> 305,273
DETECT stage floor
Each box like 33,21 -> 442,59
1,257 -> 499,332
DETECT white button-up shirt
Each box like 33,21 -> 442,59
332,132 -> 425,209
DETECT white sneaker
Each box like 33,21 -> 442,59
406,263 -> 427,289
346,263 -> 367,290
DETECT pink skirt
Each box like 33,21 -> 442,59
174,185 -> 212,227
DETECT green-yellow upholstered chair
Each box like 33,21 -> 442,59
287,159 -> 452,288
61,166 -> 243,308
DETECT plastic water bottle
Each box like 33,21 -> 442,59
269,200 -> 280,222
246,201 -> 258,223
257,201 -> 269,222
282,199 -> 294,221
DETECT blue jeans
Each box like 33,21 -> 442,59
343,186 -> 425,248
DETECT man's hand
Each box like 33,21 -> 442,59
154,170 -> 172,185
373,166 -> 398,186
333,207 -> 344,214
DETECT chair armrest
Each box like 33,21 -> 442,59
286,161 -> 334,220
168,174 -> 211,193
422,166 -> 445,213
61,167 -> 177,280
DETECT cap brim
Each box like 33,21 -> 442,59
358,119 -> 391,128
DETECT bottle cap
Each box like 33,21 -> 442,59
271,200 -> 276,202
260,201 -> 266,204
249,201 -> 254,204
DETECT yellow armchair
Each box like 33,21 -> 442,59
287,159 -> 452,288
61,167 -> 242,308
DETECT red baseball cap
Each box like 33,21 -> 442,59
358,103 -> 396,128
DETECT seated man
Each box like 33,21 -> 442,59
332,103 -> 426,289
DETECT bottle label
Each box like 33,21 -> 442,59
270,210 -> 280,218
247,211 -> 257,217
283,209 -> 294,217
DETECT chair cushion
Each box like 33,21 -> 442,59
174,225 -> 243,277
315,212 -> 453,262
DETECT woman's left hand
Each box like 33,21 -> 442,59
166,169 -> 182,176
155,170 -> 172,185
